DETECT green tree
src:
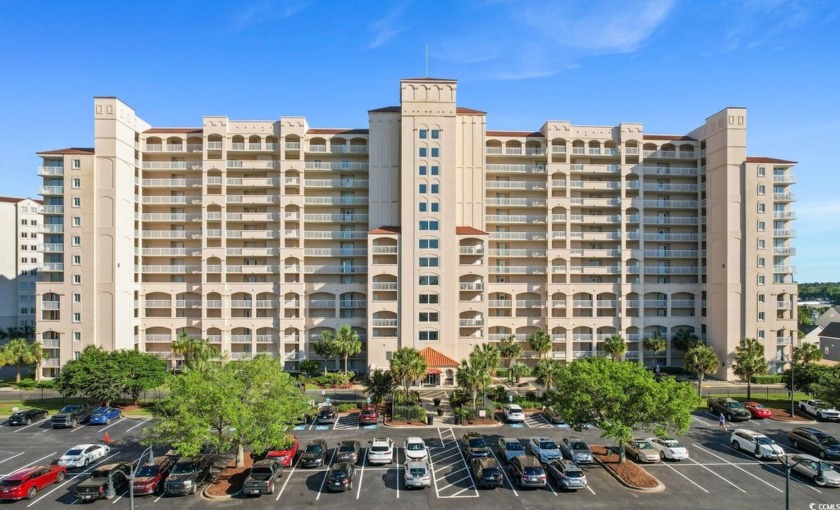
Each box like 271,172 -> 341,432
297,360 -> 321,378
0,338 -> 43,383
498,335 -> 522,372
171,334 -> 219,373
783,363 -> 830,394
528,330 -> 552,359
363,369 -> 396,404
330,325 -> 362,374
312,331 -> 341,373
533,358 -> 563,391
684,344 -> 720,396
732,338 -> 769,400
603,334 -> 627,362
469,344 -> 500,404
144,355 -> 309,468
552,357 -> 701,463
643,333 -> 667,365
111,350 -> 168,405
509,361 -> 529,384
812,366 -> 840,410
456,359 -> 490,408
792,342 -> 822,366
798,305 -> 817,326
389,347 -> 427,398
671,328 -> 703,352
57,346 -> 124,406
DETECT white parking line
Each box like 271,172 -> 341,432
0,452 -> 58,477
124,418 -> 150,433
437,475 -> 471,492
394,447 -> 399,499
97,419 -> 125,433
662,462 -> 709,493
355,448 -> 367,499
111,490 -> 128,503
315,449 -> 336,500
12,418 -> 50,433
686,457 -> 746,493
694,445 -> 783,493
488,448 -> 518,497
276,454 -> 302,500
720,443 -> 822,494
0,452 -> 25,464
27,452 -> 120,507
432,451 -> 462,467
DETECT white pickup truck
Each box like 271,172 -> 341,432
798,399 -> 840,421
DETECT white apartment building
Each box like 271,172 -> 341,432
35,78 -> 797,381
0,197 -> 42,333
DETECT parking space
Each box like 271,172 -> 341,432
333,412 -> 360,430
523,412 -> 553,429
430,428 -> 478,498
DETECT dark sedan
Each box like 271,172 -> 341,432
325,462 -> 355,492
300,440 -> 328,468
8,408 -> 48,426
335,441 -> 361,464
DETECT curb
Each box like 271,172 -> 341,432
202,485 -> 241,500
593,456 -> 665,493
382,420 -> 503,429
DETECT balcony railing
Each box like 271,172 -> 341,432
485,164 -> 546,174
38,186 -> 64,195
304,162 -> 369,171
37,166 -> 64,176
304,178 -> 369,188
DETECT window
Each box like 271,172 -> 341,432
418,165 -> 427,175
757,221 -> 765,231
757,184 -> 765,195
72,178 -> 81,188
431,147 -> 440,157
419,183 -> 427,193
757,275 -> 765,285
757,203 -> 765,213
419,129 -> 428,139
419,275 -> 439,285
419,238 -> 439,249
419,147 -> 427,157
431,166 -> 439,176
419,220 -> 439,231
73,274 -> 81,284
72,159 -> 81,169
757,257 -> 765,267
431,202 -> 440,212
21,244 -> 27,251
419,294 -> 439,304
73,293 -> 81,303
419,330 -> 439,341
72,197 -> 80,208
72,236 -> 81,246
72,216 -> 81,227
758,294 -> 765,303
73,332 -> 81,341
73,313 -> 81,323
418,202 -> 427,212
757,239 -> 765,249
758,311 -> 765,321
419,312 -> 439,322
431,130 -> 440,139
757,166 -> 765,177
72,255 -> 81,265
21,219 -> 28,225
431,184 -> 439,194
419,257 -> 439,267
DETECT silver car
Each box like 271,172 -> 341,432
788,454 -> 840,487
404,460 -> 432,489
496,437 -> 527,463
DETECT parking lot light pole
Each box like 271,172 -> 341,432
128,446 -> 156,510
778,453 -> 805,510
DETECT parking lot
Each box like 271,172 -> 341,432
1,409 -> 839,509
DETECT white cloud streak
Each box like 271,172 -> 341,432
367,2 -> 410,49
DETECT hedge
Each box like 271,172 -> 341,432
751,375 -> 783,384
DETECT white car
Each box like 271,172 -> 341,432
404,437 -> 428,461
368,437 -> 394,465
504,404 -> 525,423
730,429 -> 785,460
58,444 -> 110,468
528,437 -> 563,463
648,437 -> 689,461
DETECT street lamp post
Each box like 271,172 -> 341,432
777,453 -> 806,510
128,446 -> 156,510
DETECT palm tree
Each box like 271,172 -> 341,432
469,344 -> 500,405
533,358 -> 562,391
188,339 -> 218,373
732,338 -> 769,400
643,333 -> 667,366
389,347 -> 427,399
498,335 -> 522,382
684,344 -> 720,396
456,359 -> 490,408
792,343 -> 822,366
603,334 -> 627,362
331,325 -> 362,373
172,332 -> 197,368
528,330 -> 552,359
0,338 -> 42,383
312,330 -> 342,374
509,361 -> 529,384
672,328 -> 703,352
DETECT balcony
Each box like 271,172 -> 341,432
459,319 -> 484,327
303,213 -> 368,223
37,166 -> 64,176
372,319 -> 398,327
774,247 -> 796,256
303,197 -> 369,206
226,160 -> 279,169
230,300 -> 253,308
490,265 -> 547,275
141,178 -> 202,187
569,164 -> 619,173
641,166 -> 697,176
773,211 -> 796,220
773,229 -> 796,238
639,200 -> 699,209
642,250 -> 699,258
486,215 -> 546,224
285,142 -> 300,150
39,263 -> 64,272
373,282 -> 399,290
459,282 -> 484,291
773,265 -> 796,273
304,161 -> 369,171
642,216 -> 699,225
643,150 -> 696,159
485,164 -> 546,174
144,300 -> 171,308
485,181 -> 546,191
141,230 -> 202,239
141,213 -> 202,222
141,196 -> 202,205
773,193 -> 796,202
226,195 -> 280,204
41,243 -> 64,253
641,183 -> 698,192
138,265 -> 202,273
141,161 -> 202,170
38,186 -> 64,195
488,232 -> 546,241
304,265 -> 367,274
486,198 -> 547,207
304,248 -> 368,257
487,248 -> 545,257
226,177 -> 281,186
41,301 -> 61,310
773,175 -> 796,184
41,205 -> 64,215
304,178 -> 369,188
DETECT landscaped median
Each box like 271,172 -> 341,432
204,455 -> 250,499
591,446 -> 664,492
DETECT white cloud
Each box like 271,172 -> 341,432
231,0 -> 309,31
367,2 -> 410,49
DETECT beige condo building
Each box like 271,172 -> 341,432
35,77 -> 797,382
0,197 -> 42,333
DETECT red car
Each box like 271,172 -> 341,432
132,455 -> 175,495
0,465 -> 67,501
742,401 -> 773,419
359,405 -> 379,426
264,435 -> 300,468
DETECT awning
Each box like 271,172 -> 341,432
425,368 -> 442,375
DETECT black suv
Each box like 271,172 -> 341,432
51,403 -> 93,428
164,455 -> 213,495
317,406 -> 337,425
242,459 -> 283,496
707,398 -> 751,422
461,433 -> 490,459
788,427 -> 840,460
73,462 -> 133,501
470,457 -> 503,489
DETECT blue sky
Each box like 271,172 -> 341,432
0,0 -> 838,281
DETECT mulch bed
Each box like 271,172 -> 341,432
385,420 -> 428,427
591,446 -> 660,489
206,455 -> 252,497
766,407 -> 813,422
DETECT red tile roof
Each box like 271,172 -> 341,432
143,128 -> 203,134
486,130 -> 544,138
307,128 -> 369,135
642,134 -> 696,141
369,106 -> 401,113
36,147 -> 94,155
0,196 -> 25,203
456,107 -> 485,116
369,226 -> 401,234
456,226 -> 488,235
746,156 -> 797,164
419,347 -> 460,367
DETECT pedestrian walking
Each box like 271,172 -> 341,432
718,412 -> 727,431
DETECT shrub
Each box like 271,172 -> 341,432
490,385 -> 508,403
524,390 -> 538,401
495,368 -> 509,378
392,404 -> 425,422
448,389 -> 471,408
337,402 -> 358,413
392,389 -> 421,405
655,366 -> 690,376
298,360 -> 321,378
16,379 -> 36,389
514,399 -> 543,410
751,375 -> 783,384
35,380 -> 56,389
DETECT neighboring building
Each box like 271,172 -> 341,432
819,322 -> 840,362
0,197 -> 42,334
816,305 -> 840,329
35,78 -> 798,381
